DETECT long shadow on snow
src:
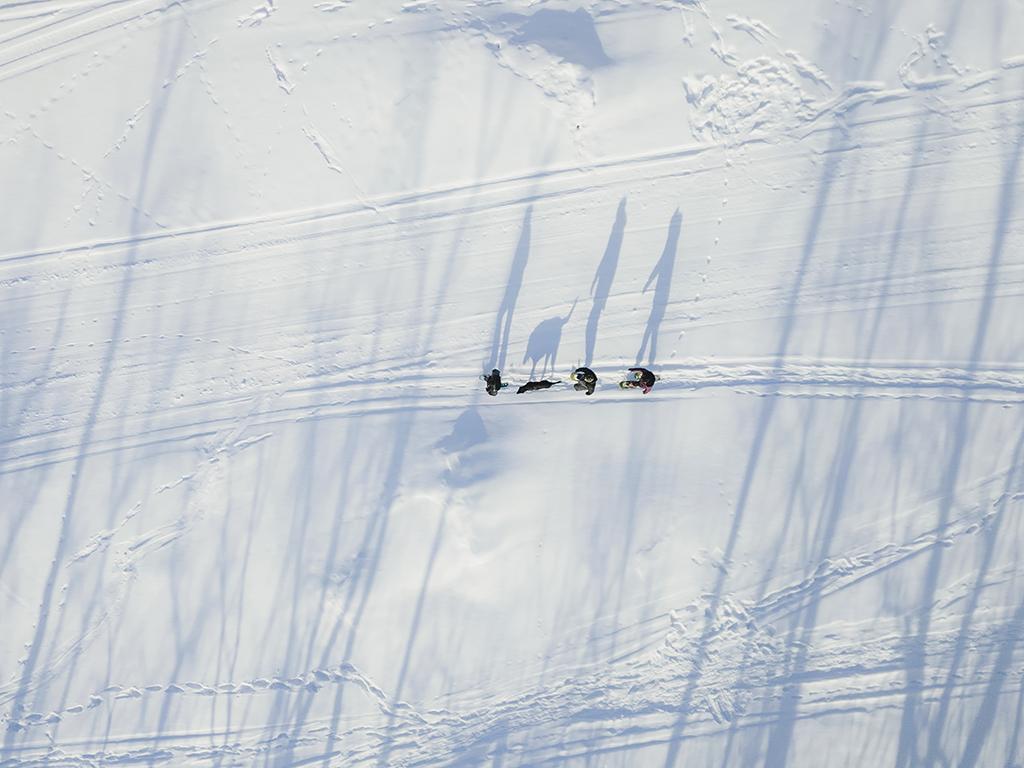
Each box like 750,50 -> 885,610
660,141 -> 846,768
373,488 -> 452,768
927,425 -> 1024,767
146,528 -> 220,762
759,73 -> 958,767
635,209 -> 682,368
289,88 -> 557,766
523,208 -> 686,765
918,375 -> 1024,762
0,153 -> 71,599
290,212 -> 547,768
486,207 -> 532,373
46,189 -> 212,749
893,103 -> 1024,768
260,254 -> 374,742
268,406 -> 368,759
330,121 -> 559,768
957,596 -> 1024,768
584,198 -> 626,367
373,401 -> 501,767
0,14 -> 187,760
259,279 -> 385,765
0,290 -> 69,590
216,448 -> 271,760
717,402 -> 821,768
295,87 -> 527,751
710,8 -> 909,763
266,41 -> 448,756
604,214 -> 690,649
300,91 -> 557,768
1002,666 -> 1024,768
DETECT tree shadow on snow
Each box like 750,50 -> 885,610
1,11 -> 192,760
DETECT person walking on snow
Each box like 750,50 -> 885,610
482,369 -> 508,396
620,367 -> 656,394
571,366 -> 598,396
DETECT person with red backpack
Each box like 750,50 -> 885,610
619,367 -> 656,394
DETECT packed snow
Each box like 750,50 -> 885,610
2,0 -> 1024,765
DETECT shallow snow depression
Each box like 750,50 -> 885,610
2,0 -> 1024,765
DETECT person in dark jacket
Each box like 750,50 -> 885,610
571,366 -> 598,396
619,367 -> 656,394
516,379 -> 560,394
482,369 -> 507,396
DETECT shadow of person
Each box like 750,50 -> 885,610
435,408 -> 488,454
636,209 -> 682,367
585,198 -> 626,366
486,206 -> 532,371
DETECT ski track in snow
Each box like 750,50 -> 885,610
4,357 -> 1024,477
3,0 -> 1024,765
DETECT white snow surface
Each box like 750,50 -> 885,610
2,1 -> 1024,765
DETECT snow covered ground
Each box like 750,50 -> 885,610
2,0 -> 1024,765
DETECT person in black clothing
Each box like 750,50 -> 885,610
620,367 -> 656,394
571,366 -> 598,396
517,379 -> 560,394
482,369 -> 507,396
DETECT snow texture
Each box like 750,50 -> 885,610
2,0 -> 1024,766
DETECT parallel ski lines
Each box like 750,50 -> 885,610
3,357 -> 1024,476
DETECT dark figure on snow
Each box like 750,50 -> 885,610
517,379 -> 560,394
571,366 -> 598,396
482,369 -> 508,396
620,367 -> 656,394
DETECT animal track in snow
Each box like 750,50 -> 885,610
683,56 -> 824,143
897,25 -> 968,90
266,47 -> 294,94
239,0 -> 276,27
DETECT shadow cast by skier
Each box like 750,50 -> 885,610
636,209 -> 681,367
585,198 -> 626,366
487,206 -> 532,372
